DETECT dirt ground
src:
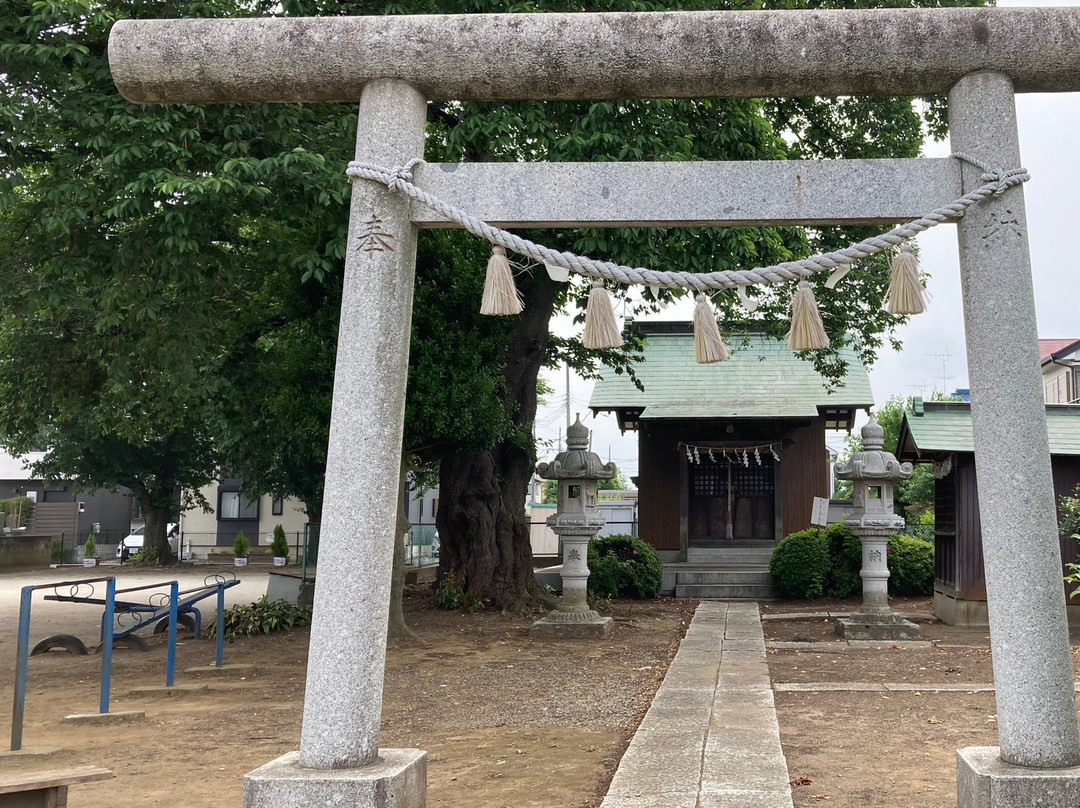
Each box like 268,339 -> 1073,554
0,581 -> 696,808
765,596 -> 1080,808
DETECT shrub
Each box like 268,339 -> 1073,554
0,496 -> 35,529
826,523 -> 862,598
270,524 -> 290,558
434,570 -> 465,610
233,532 -> 250,558
84,533 -> 96,558
433,570 -> 488,612
888,533 -> 934,596
586,535 -> 663,599
50,537 -> 74,564
1060,486 -> 1080,542
205,596 -> 312,639
129,545 -> 160,565
770,529 -> 830,599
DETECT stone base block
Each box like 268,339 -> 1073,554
184,663 -> 255,674
128,683 -> 208,697
836,615 -> 921,641
0,746 -> 63,758
958,746 -> 1080,808
64,710 -> 145,725
531,614 -> 613,639
243,749 -> 426,808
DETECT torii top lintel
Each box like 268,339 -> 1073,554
109,8 -> 1080,105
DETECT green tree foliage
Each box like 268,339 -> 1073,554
833,395 -> 937,519
0,0 -> 357,559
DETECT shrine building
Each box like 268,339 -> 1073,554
589,322 -> 872,592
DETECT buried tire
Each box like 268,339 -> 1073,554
31,634 -> 89,656
153,613 -> 197,637
96,634 -> 150,653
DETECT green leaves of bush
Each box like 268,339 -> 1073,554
587,534 -> 663,599
887,534 -> 935,597
770,528 -> 831,599
205,596 -> 312,640
770,525 -> 934,600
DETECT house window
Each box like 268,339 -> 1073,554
431,498 -> 439,518
272,498 -> 283,516
219,490 -> 258,520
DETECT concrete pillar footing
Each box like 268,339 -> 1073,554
242,749 -> 427,808
958,746 -> 1080,808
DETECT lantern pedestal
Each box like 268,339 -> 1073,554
530,415 -> 617,641
531,524 -> 614,639
833,415 -> 921,642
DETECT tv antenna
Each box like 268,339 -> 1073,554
927,350 -> 954,395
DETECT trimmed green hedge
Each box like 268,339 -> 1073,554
587,534 -> 663,599
888,534 -> 934,596
770,528 -> 830,599
770,524 -> 934,600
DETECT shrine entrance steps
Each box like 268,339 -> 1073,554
600,601 -> 793,808
666,548 -> 775,599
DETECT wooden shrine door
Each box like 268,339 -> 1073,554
687,455 -> 776,546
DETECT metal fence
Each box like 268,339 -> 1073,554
903,522 -> 935,543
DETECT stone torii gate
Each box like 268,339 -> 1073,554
109,8 -> 1080,808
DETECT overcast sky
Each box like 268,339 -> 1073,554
535,0 -> 1080,479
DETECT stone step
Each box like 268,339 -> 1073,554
675,582 -> 776,599
686,547 -> 774,565
676,570 -> 772,585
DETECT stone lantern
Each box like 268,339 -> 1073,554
833,414 -> 921,640
531,415 -> 615,638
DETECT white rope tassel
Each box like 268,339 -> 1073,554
480,246 -> 523,316
693,294 -> 729,364
583,280 -> 623,349
787,280 -> 830,350
886,243 -> 927,315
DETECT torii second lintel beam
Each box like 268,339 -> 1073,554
109,7 -> 1080,104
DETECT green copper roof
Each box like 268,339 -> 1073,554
589,328 -> 873,420
899,400 -> 1080,458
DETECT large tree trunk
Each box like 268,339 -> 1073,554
438,275 -> 561,612
387,455 -> 415,644
140,497 -> 175,565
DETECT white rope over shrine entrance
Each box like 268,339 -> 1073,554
346,153 -> 1028,361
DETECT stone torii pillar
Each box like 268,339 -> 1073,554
107,10 -> 1080,808
243,80 -> 431,807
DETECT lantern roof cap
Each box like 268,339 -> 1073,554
537,416 -> 618,481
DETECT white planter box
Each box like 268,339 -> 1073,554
273,557 -> 288,567
234,557 -> 248,567
83,558 -> 97,568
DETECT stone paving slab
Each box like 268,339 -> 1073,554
601,602 -> 793,808
761,611 -> 937,623
773,681 -> 1080,693
766,640 -> 932,651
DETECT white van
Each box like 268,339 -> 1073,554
116,523 -> 179,560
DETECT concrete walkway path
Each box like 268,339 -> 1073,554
601,601 -> 793,808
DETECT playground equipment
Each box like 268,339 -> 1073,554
9,572 -> 239,752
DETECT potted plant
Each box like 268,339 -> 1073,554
270,524 -> 290,567
83,533 -> 98,567
233,532 -> 250,567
